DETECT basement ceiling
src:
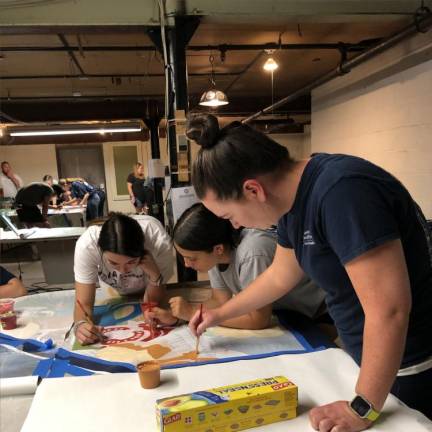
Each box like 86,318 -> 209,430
0,0 -> 427,124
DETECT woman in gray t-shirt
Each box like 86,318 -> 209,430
149,203 -> 325,329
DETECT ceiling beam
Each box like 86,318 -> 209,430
0,95 -> 310,123
0,0 -> 423,30
0,0 -> 161,27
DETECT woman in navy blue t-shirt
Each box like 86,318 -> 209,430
187,114 -> 432,427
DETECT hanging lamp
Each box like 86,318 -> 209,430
199,55 -> 229,107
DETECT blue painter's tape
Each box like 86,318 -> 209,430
0,333 -> 54,352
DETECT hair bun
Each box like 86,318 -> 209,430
186,114 -> 220,149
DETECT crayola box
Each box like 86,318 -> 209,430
156,376 -> 297,432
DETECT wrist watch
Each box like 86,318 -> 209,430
349,395 -> 380,421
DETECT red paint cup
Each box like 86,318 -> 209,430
0,298 -> 15,314
0,312 -> 17,330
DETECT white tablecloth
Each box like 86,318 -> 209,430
21,348 -> 432,432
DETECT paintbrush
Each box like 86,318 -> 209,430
148,302 -> 155,339
76,299 -> 106,342
195,303 -> 203,355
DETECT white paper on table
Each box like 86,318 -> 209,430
0,376 -> 39,396
20,349 -> 432,432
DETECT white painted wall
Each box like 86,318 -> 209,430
272,127 -> 311,159
0,144 -> 58,185
312,31 -> 432,218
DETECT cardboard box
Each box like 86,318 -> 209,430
156,376 -> 297,432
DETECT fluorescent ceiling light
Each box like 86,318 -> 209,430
8,121 -> 143,137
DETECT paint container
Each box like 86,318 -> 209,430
0,311 -> 17,330
0,298 -> 15,314
137,361 -> 160,389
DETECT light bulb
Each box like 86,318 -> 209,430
263,57 -> 278,71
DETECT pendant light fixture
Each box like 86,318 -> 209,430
263,50 -> 278,116
199,55 -> 229,107
263,49 -> 279,72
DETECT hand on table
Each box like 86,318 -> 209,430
75,321 -> 105,345
309,401 -> 371,432
189,308 -> 222,336
147,307 -> 178,326
169,296 -> 194,321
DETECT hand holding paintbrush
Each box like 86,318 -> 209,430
75,299 -> 106,344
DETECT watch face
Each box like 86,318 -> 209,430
350,396 -> 371,418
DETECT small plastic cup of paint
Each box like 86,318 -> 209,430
0,298 -> 15,314
0,311 -> 17,330
137,361 -> 161,389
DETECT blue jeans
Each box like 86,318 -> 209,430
391,366 -> 432,419
86,190 -> 105,221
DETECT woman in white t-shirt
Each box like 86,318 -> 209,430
73,213 -> 174,344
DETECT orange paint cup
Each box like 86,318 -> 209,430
137,361 -> 161,389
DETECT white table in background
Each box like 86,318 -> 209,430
0,227 -> 85,285
4,206 -> 86,227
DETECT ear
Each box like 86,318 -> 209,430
213,244 -> 225,255
242,179 -> 266,202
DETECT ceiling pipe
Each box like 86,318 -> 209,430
0,42 -> 373,53
243,7 -> 432,123
0,71 -> 238,80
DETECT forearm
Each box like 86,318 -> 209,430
127,183 -> 134,197
217,267 -> 295,322
220,311 -> 272,330
74,283 -> 96,322
10,175 -> 20,188
172,297 -> 223,321
0,279 -> 27,298
41,202 -> 49,219
356,312 -> 409,410
80,193 -> 89,206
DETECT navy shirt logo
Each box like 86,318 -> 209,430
303,230 -> 315,246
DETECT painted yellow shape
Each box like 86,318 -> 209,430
113,305 -> 135,320
96,346 -> 153,364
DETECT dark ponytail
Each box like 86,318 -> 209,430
173,203 -> 239,252
187,114 -> 295,200
98,213 -> 146,258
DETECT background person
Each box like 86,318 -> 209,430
150,203 -> 325,329
65,178 -> 105,220
42,174 -> 63,208
73,213 -> 174,345
1,161 -> 23,199
14,182 -> 55,228
187,114 -> 432,425
127,162 -> 146,214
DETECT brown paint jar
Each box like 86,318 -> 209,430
137,361 -> 161,389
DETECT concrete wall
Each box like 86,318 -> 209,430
312,31 -> 432,218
